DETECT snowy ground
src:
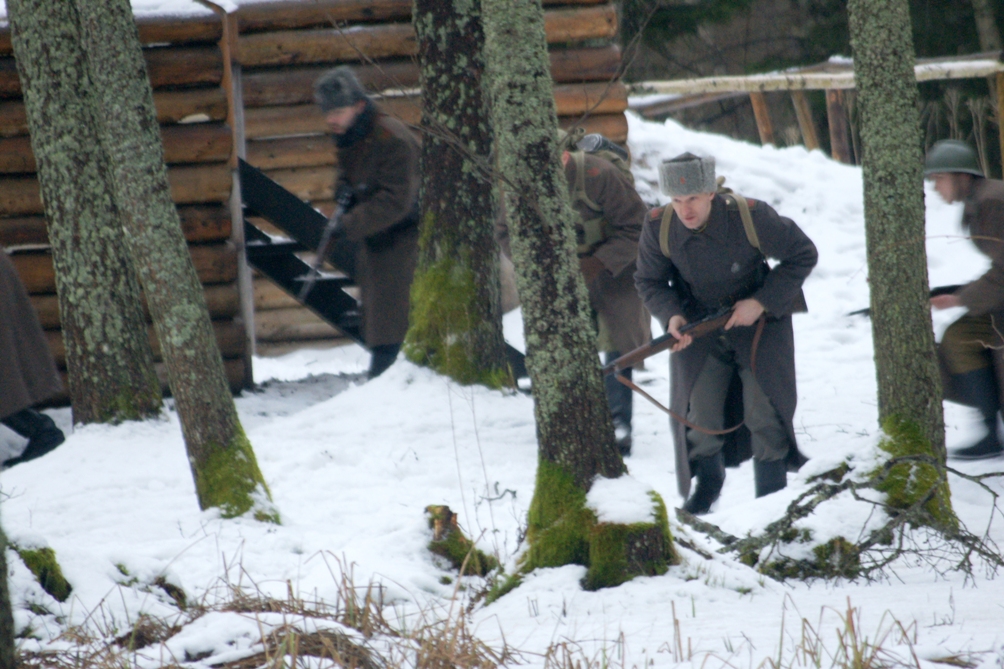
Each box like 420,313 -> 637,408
2,113 -> 1004,668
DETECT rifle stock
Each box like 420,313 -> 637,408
602,308 -> 733,375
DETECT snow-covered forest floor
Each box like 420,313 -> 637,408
2,113 -> 1004,669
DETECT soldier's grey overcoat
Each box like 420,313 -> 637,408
635,195 -> 816,498
334,104 -> 420,348
1,247 -> 62,419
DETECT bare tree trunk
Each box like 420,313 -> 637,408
7,0 -> 162,425
405,0 -> 511,388
73,0 -> 277,521
483,0 -> 676,590
970,0 -> 1002,52
848,0 -> 954,524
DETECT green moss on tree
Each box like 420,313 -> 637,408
193,427 -> 280,523
405,252 -> 512,389
875,415 -> 956,530
15,547 -> 71,602
425,505 -> 498,577
522,459 -> 592,570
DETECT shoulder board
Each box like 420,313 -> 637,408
650,205 -> 667,221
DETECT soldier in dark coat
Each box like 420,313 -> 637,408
497,133 -> 649,454
925,139 -> 1004,460
635,153 -> 816,514
315,66 -> 420,378
1,246 -> 65,467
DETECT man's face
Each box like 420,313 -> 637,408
929,172 -> 975,204
324,100 -> 366,135
671,192 -> 716,230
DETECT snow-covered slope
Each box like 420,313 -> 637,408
1,113 -> 1002,668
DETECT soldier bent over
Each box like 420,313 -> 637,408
634,153 -> 816,514
925,139 -> 1004,460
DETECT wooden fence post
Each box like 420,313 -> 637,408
791,90 -> 819,151
748,91 -> 774,146
826,88 -> 853,164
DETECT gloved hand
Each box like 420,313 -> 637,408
579,255 -> 606,286
335,183 -> 355,210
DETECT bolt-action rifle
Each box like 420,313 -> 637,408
847,284 -> 963,317
602,306 -> 734,376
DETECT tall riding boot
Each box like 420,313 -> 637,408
682,451 -> 725,515
603,351 -> 633,456
368,343 -> 402,379
2,408 -> 65,467
950,367 -> 1003,460
753,458 -> 787,497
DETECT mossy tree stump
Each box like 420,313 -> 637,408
404,0 -> 511,388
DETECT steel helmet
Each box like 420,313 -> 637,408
924,139 -> 984,177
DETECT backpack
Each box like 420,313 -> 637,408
565,129 -> 634,254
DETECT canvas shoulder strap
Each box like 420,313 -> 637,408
658,205 -> 674,259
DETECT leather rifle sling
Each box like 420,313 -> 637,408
614,315 -> 766,435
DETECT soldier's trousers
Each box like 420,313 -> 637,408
685,335 -> 787,463
940,314 -> 996,375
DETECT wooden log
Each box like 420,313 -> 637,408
254,276 -> 301,311
265,166 -> 338,202
31,282 -> 240,329
0,89 -> 228,139
553,81 -> 628,115
255,305 -> 342,342
0,124 -> 232,174
46,318 -> 245,367
0,204 -> 230,248
559,113 -> 628,144
235,5 -> 616,68
246,135 -> 336,170
0,16 -> 223,55
791,90 -> 820,151
748,91 -> 775,146
825,89 -> 853,164
168,163 -> 233,204
234,0 -> 610,34
1,47 -> 223,97
240,45 -> 620,111
10,242 -> 238,294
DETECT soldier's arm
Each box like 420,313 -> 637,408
339,134 -> 418,242
590,166 -> 646,277
957,199 -> 1004,315
634,209 -> 684,328
750,202 -> 818,315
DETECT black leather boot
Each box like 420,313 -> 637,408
603,351 -> 633,456
682,451 -> 725,515
754,458 -> 787,497
368,343 -> 402,379
2,409 -> 65,467
950,367 -> 1004,460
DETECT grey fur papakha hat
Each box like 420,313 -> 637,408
658,152 -> 717,196
314,66 -> 367,112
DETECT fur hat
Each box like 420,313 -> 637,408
314,66 -> 367,112
658,152 -> 716,196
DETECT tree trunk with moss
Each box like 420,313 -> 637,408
72,0 -> 276,522
7,0 -> 162,425
482,0 -> 676,590
404,0 -> 510,388
848,0 -> 953,521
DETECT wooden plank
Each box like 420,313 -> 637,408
748,92 -> 775,146
0,89 -> 228,139
264,166 -> 338,202
791,90 -> 819,151
235,5 -> 616,68
0,204 -> 231,248
826,89 -> 853,164
246,135 -> 336,170
0,124 -> 232,173
255,306 -> 342,342
31,282 -> 240,329
0,47 -> 223,97
10,242 -> 238,294
254,276 -> 301,311
46,319 -> 245,367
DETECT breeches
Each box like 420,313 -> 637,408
940,314 -> 996,374
685,336 -> 788,463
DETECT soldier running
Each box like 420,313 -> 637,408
635,153 -> 816,514
925,139 -> 1004,460
314,66 -> 420,379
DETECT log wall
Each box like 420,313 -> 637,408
0,0 -> 629,383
